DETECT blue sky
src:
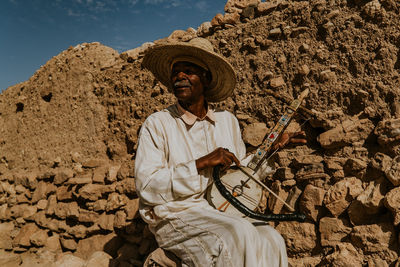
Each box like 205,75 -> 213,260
0,0 -> 225,92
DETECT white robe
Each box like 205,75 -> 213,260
135,104 -> 288,267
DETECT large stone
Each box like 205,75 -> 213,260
98,213 -> 114,231
53,168 -> 74,185
56,186 -> 73,201
223,12 -> 241,25
242,122 -> 268,147
299,184 -> 325,221
66,172 -> 92,185
384,187 -> 400,225
54,202 -> 79,219
374,118 -> 400,146
13,171 -> 37,190
319,217 -> 352,247
317,118 -> 374,149
45,195 -> 57,215
92,166 -> 107,184
30,229 -> 48,247
276,222 -> 316,253
60,238 -> 78,251
323,243 -> 362,267
78,209 -> 99,223
116,178 -> 136,195
386,156 -> 400,186
211,13 -> 224,27
78,184 -> 111,201
124,198 -> 140,220
348,179 -> 387,225
114,210 -> 127,228
324,177 -> 363,217
68,225 -> 89,239
10,204 -> 37,219
75,233 -> 123,260
371,152 -> 392,173
197,21 -> 212,36
106,193 -> 128,212
106,165 -> 120,183
44,234 -> 61,252
82,158 -> 108,168
268,181 -> 289,214
31,181 -> 56,203
0,222 -> 14,250
13,223 -> 39,247
0,250 -> 21,267
86,251 -> 112,267
269,77 -> 286,88
53,254 -> 85,267
257,1 -> 281,15
350,222 -> 396,253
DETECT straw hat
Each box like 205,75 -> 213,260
142,38 -> 236,102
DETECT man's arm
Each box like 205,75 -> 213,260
135,118 -> 203,206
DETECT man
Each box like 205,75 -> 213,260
136,37 -> 299,266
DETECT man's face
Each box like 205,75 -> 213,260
170,61 -> 208,104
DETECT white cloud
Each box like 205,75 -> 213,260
195,1 -> 208,11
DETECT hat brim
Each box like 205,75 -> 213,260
142,43 -> 236,102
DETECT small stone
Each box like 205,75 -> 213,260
98,213 -> 115,231
276,222 -> 316,254
60,238 -> 78,251
66,173 -> 92,185
37,199 -> 48,210
54,254 -> 84,267
211,13 -> 224,27
54,168 -> 74,185
384,187 -> 400,225
319,217 -> 352,247
82,158 -> 107,168
114,210 -> 127,228
13,223 -> 39,247
106,165 -> 120,183
30,229 -> 48,247
299,43 -> 310,52
106,193 -> 128,212
197,21 -> 212,36
86,251 -> 112,267
269,28 -> 282,37
386,156 -> 400,186
269,77 -> 285,88
242,122 -> 268,147
124,198 -> 140,220
320,70 -> 336,82
297,64 -> 310,76
300,184 -> 326,221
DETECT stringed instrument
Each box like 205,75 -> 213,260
207,89 -> 309,222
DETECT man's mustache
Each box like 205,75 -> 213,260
174,80 -> 191,88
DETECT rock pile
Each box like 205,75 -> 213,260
1,0 -> 400,266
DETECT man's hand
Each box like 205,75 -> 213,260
196,147 -> 241,171
273,131 -> 307,150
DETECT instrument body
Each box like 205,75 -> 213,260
206,90 -> 309,222
206,166 -> 263,218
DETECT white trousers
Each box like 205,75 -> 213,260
153,207 -> 288,267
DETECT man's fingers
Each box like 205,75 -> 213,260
290,138 -> 307,144
222,148 -> 241,167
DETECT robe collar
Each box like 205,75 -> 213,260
176,102 -> 216,125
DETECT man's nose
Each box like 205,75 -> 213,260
175,71 -> 188,80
